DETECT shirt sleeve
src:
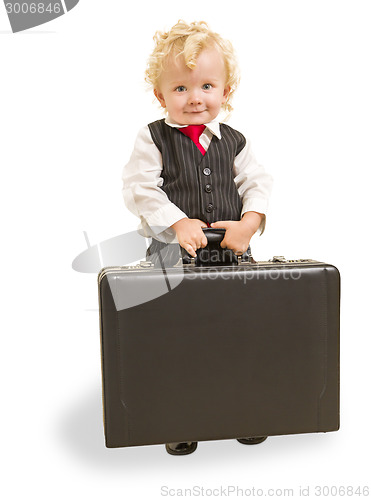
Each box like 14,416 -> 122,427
122,125 -> 188,237
233,139 -> 274,234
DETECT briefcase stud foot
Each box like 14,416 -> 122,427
165,442 -> 198,455
237,436 -> 268,445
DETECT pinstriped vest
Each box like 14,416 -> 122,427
148,119 -> 246,225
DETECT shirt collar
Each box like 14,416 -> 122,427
164,117 -> 222,140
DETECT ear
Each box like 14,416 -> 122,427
154,89 -> 166,108
222,86 -> 231,103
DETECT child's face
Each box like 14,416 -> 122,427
154,46 -> 230,125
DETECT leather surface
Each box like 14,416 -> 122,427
99,263 -> 340,447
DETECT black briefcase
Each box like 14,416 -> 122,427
98,230 -> 340,448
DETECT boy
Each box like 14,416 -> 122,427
122,20 -> 273,454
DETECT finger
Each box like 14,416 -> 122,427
233,246 -> 248,255
219,237 -> 227,249
184,243 -> 197,258
195,219 -> 208,228
211,221 -> 230,229
200,235 -> 208,248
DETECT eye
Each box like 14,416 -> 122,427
202,83 -> 213,90
175,86 -> 187,92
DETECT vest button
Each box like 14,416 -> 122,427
206,203 -> 214,213
203,167 -> 211,176
205,184 -> 212,193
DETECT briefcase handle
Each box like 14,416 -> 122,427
181,228 -> 239,266
201,227 -> 226,243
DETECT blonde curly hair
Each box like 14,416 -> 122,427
145,20 -> 240,114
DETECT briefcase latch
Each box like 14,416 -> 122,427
271,256 -> 287,263
139,260 -> 154,268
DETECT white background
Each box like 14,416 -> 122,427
1,1 -> 370,498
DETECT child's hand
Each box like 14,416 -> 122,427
171,218 -> 208,257
211,212 -> 264,255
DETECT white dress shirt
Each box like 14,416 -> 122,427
122,118 -> 273,243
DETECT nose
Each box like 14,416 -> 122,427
188,90 -> 202,106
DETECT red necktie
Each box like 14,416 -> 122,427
180,124 -> 206,155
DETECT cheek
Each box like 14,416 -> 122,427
210,94 -> 224,107
172,96 -> 187,109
